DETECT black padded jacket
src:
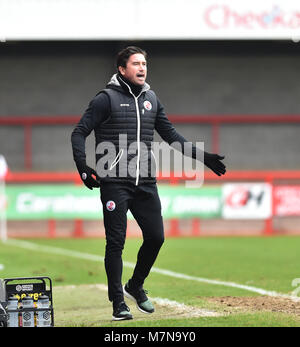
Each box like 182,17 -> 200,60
71,74 -> 199,185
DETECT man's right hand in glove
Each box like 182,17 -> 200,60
75,162 -> 100,190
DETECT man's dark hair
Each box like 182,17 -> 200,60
116,46 -> 147,69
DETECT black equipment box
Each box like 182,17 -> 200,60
0,276 -> 54,327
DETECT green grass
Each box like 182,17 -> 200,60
104,313 -> 300,327
1,236 -> 300,327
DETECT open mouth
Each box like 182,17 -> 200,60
137,74 -> 145,78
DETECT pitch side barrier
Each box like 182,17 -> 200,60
1,114 -> 300,170
4,170 -> 300,238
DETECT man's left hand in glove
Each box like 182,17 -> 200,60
204,153 -> 226,176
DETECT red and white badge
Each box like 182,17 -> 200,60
143,100 -> 152,111
106,200 -> 116,211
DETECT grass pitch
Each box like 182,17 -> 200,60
1,236 -> 300,327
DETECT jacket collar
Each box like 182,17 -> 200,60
107,73 -> 150,96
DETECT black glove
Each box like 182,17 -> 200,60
204,152 -> 226,176
75,162 -> 100,190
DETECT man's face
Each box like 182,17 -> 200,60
118,53 -> 147,86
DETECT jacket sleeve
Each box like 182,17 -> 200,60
154,98 -> 202,160
71,92 -> 110,165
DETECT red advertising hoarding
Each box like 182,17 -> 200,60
274,186 -> 300,216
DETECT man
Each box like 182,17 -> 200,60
71,46 -> 226,321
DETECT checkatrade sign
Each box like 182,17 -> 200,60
0,0 -> 300,40
203,2 -> 300,38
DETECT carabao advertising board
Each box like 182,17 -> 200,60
4,185 -> 222,220
5,183 -> 300,221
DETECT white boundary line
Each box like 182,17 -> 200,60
55,283 -> 222,317
5,238 -> 300,302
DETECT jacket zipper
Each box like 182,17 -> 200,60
133,95 -> 142,185
120,79 -> 143,185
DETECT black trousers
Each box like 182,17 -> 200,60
100,182 -> 165,303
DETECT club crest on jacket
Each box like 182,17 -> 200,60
106,200 -> 116,211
